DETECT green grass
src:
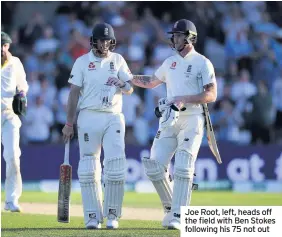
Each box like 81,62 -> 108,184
2,191 -> 282,207
1,213 -> 179,237
2,191 -> 282,237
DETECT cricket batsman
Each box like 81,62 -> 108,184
130,19 -> 218,229
62,22 -> 133,229
1,31 -> 28,212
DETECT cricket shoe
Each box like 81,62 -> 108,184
162,212 -> 172,227
86,219 -> 101,229
4,202 -> 22,212
168,219 -> 181,230
106,214 -> 119,229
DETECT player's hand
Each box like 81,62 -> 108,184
62,125 -> 74,143
106,77 -> 125,88
167,96 -> 185,110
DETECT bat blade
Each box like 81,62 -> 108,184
203,104 -> 222,164
57,164 -> 72,223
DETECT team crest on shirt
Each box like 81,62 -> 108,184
88,62 -> 96,70
108,61 -> 117,74
170,62 -> 177,69
184,64 -> 193,78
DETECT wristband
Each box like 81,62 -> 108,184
120,82 -> 131,92
66,123 -> 73,127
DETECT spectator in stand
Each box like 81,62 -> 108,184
39,74 -> 57,109
34,25 -> 60,55
230,69 -> 257,111
55,85 -> 71,142
122,93 -> 142,145
244,80 -> 275,144
252,32 -> 281,87
133,105 -> 150,146
19,12 -> 46,46
68,29 -> 89,60
272,77 -> 282,143
25,96 -> 54,144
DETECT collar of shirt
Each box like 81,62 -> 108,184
177,47 -> 195,60
88,50 -> 112,63
1,60 -> 9,69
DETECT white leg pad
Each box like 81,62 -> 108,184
142,158 -> 172,212
103,157 -> 126,218
171,150 -> 195,220
78,155 -> 103,224
5,158 -> 22,203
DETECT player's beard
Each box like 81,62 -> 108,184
97,45 -> 110,57
175,43 -> 185,52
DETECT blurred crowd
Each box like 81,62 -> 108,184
2,1 -> 282,146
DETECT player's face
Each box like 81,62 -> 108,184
1,43 -> 10,58
97,39 -> 111,55
173,33 -> 186,50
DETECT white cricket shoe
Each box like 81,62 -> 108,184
168,219 -> 181,230
106,214 -> 119,229
86,219 -> 101,229
162,212 -> 172,227
4,202 -> 22,212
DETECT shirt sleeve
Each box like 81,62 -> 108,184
68,58 -> 83,87
15,58 -> 29,93
118,56 -> 133,82
154,60 -> 167,82
201,58 -> 216,86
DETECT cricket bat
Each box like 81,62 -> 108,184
57,140 -> 72,223
202,103 -> 222,164
197,73 -> 222,164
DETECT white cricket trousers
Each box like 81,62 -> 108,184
1,109 -> 22,203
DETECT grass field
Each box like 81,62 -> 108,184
2,191 -> 282,237
2,191 -> 282,207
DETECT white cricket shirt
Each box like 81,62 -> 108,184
1,56 -> 28,111
69,50 -> 133,113
155,48 -> 216,115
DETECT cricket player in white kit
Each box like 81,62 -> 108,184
62,23 -> 133,229
131,19 -> 218,229
1,31 -> 28,212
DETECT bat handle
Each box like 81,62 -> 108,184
64,140 -> 70,165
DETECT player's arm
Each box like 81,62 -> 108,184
131,59 -> 166,88
120,81 -> 134,95
15,58 -> 29,95
131,75 -> 163,89
66,84 -> 81,126
106,77 -> 134,95
172,82 -> 217,105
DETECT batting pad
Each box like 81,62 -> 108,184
142,158 -> 173,212
103,157 -> 126,218
171,150 -> 195,218
78,155 -> 103,224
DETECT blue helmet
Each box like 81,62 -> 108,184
90,23 -> 116,51
168,19 -> 197,46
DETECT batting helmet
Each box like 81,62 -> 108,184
168,19 -> 197,46
90,23 -> 116,51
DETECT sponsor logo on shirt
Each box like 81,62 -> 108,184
88,62 -> 96,70
170,62 -> 177,69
